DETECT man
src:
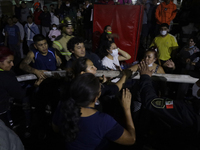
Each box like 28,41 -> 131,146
19,34 -> 62,83
4,17 -> 21,59
39,6 -> 51,37
20,1 -> 30,25
13,15 -> 24,58
33,2 -> 42,32
24,16 -> 40,48
66,36 -> 105,70
52,17 -> 74,61
137,61 -> 200,143
155,0 -> 177,36
150,23 -> 178,70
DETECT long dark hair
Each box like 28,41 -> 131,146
99,40 -> 114,59
72,57 -> 88,77
61,73 -> 100,142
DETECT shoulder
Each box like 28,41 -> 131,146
55,34 -> 63,41
168,34 -> 178,41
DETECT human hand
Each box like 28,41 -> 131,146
191,62 -> 196,66
114,64 -> 122,71
35,69 -> 47,79
122,69 -> 133,79
99,75 -> 107,83
186,58 -> 191,63
138,61 -> 154,77
121,88 -> 132,110
163,60 -> 175,69
34,78 -> 44,87
52,35 -> 56,38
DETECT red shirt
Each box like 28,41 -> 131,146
34,10 -> 42,25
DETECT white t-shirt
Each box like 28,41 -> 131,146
102,55 -> 120,70
102,55 -> 120,83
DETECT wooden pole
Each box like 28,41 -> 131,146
16,70 -> 199,84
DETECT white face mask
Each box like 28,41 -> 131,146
160,30 -> 167,36
52,27 -> 57,30
148,62 -> 154,67
110,48 -> 118,57
192,83 -> 200,99
66,3 -> 70,7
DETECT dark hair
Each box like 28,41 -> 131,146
189,36 -> 198,44
50,4 -> 54,7
145,46 -> 158,59
0,46 -> 14,62
72,57 -> 88,77
61,73 -> 100,142
33,34 -> 46,44
21,1 -> 26,4
27,15 -> 33,20
104,25 -> 111,33
12,15 -> 18,20
160,23 -> 169,29
67,37 -> 84,52
99,40 -> 114,59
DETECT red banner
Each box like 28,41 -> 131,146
93,4 -> 143,63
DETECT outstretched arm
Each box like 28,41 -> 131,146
19,51 -> 47,79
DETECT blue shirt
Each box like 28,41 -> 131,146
4,25 -> 19,45
31,48 -> 57,71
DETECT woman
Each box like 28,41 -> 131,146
129,47 -> 165,74
61,73 -> 135,149
0,46 -> 25,126
100,40 -> 131,70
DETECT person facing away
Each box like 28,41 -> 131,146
24,16 -> 40,48
52,73 -> 136,149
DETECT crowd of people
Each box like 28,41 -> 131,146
0,0 -> 200,149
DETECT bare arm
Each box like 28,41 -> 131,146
118,49 -> 131,61
157,66 -> 165,74
114,89 -> 136,145
128,64 -> 138,72
19,51 -> 47,79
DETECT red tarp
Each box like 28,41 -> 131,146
93,4 -> 143,64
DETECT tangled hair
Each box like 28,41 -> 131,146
67,37 -> 84,52
145,46 -> 158,59
72,57 -> 88,77
0,46 -> 13,62
62,73 -> 100,142
99,40 -> 114,59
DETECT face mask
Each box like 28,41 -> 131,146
160,30 -> 167,36
107,30 -> 112,34
53,27 -> 57,30
192,83 -> 200,99
189,46 -> 194,48
110,48 -> 118,57
148,62 -> 154,67
66,3 -> 70,7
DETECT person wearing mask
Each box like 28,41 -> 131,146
150,23 -> 178,72
48,24 -> 61,41
33,2 -> 43,32
155,0 -> 177,36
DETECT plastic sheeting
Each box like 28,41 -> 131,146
93,4 -> 144,63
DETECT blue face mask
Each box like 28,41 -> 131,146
189,46 -> 194,48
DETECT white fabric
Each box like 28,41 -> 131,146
15,22 -> 24,40
102,55 -> 120,70
51,15 -> 60,25
27,23 -> 33,41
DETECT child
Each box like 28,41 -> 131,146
48,24 -> 61,41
